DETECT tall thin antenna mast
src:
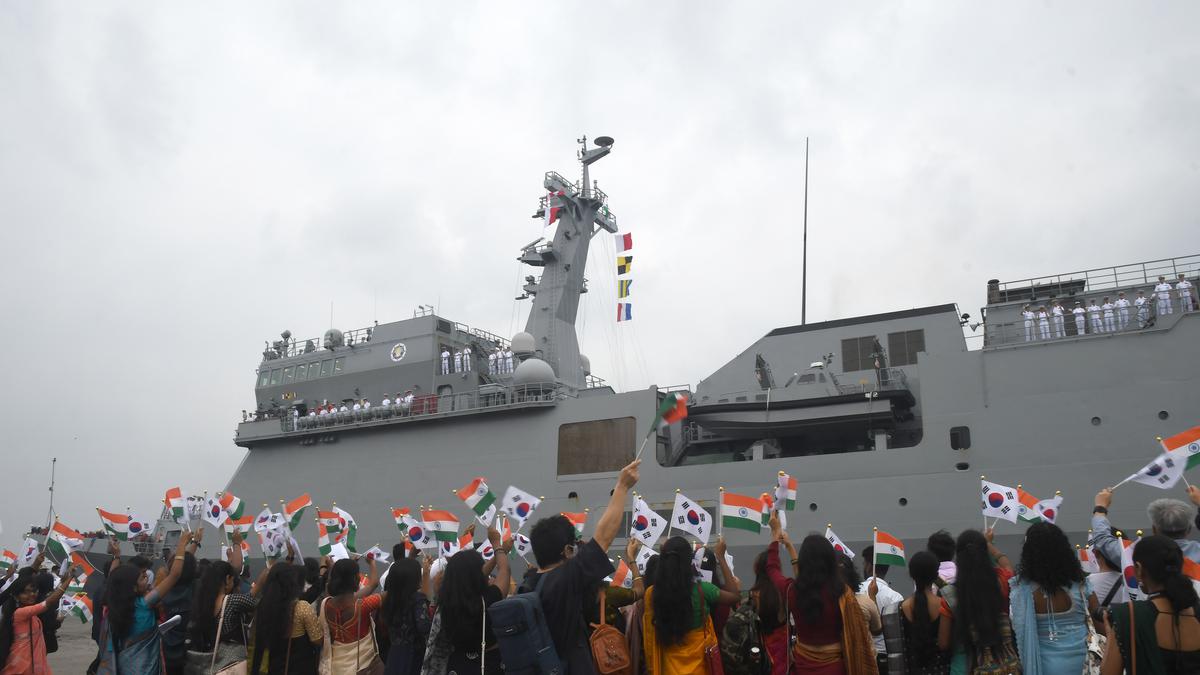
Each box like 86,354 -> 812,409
801,137 -> 810,325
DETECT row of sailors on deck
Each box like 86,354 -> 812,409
439,346 -> 516,375
296,393 -> 417,426
1021,275 -> 1195,341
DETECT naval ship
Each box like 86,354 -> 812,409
224,136 -> 1200,570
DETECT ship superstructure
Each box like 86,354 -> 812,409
220,140 -> 1200,576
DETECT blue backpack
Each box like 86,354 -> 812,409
486,575 -> 564,675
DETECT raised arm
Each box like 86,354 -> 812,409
984,528 -> 1012,571
625,539 -> 646,599
481,524 -> 501,578
593,459 -> 641,551
355,557 -> 380,598
420,554 -> 433,598
712,537 -> 741,605
1091,489 -> 1123,569
151,531 -> 195,600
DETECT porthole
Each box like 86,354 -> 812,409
808,502 -> 818,512
568,491 -> 579,500
1159,411 -> 1170,420
898,498 -> 909,506
955,462 -> 970,472
1091,416 -> 1102,426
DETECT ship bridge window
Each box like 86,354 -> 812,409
887,330 -> 926,367
333,358 -> 345,374
257,371 -> 269,388
283,366 -> 295,384
320,360 -> 332,377
295,364 -> 307,381
841,336 -> 881,372
557,417 -> 635,475
269,369 -> 282,386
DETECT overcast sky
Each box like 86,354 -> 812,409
2,2 -> 1197,550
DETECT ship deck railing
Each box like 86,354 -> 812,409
267,381 -> 562,435
993,253 -> 1200,303
968,298 -> 1191,348
702,368 -> 909,405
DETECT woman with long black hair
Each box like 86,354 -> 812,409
897,551 -> 948,674
320,556 -> 384,675
751,549 -> 788,675
1010,522 -> 1097,674
642,535 -> 740,675
936,529 -> 1018,674
380,556 -> 431,675
1102,535 -> 1200,674
764,514 -> 877,675
0,568 -> 73,674
421,540 -> 510,675
191,557 -> 258,673
100,531 -> 196,674
250,563 -> 322,675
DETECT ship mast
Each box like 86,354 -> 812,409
517,136 -> 618,390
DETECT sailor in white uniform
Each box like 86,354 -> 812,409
462,346 -> 472,372
1072,302 -> 1086,335
1087,300 -> 1103,334
1155,276 -> 1173,315
1177,274 -> 1194,312
453,349 -> 463,373
504,348 -> 514,373
1101,297 -> 1116,333
441,349 -> 450,374
352,400 -> 362,421
1036,306 -> 1051,340
1135,290 -> 1150,328
1114,292 -> 1131,331
487,350 -> 497,375
1022,305 -> 1035,342
1051,300 -> 1066,338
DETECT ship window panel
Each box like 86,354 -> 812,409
888,330 -> 926,367
557,417 -> 636,475
282,366 -> 294,384
840,336 -> 876,372
333,358 -> 344,374
950,426 -> 971,450
295,364 -> 307,381
269,369 -> 281,386
320,360 -> 332,377
257,371 -> 269,388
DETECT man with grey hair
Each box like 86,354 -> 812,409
1092,486 -> 1200,566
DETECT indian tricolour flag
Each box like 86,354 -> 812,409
48,521 -> 84,558
1162,426 -> 1200,471
0,550 -> 16,572
653,392 -> 688,432
1078,547 -> 1099,574
611,559 -> 634,589
873,530 -> 906,568
760,493 -> 786,530
457,477 -> 498,526
317,522 -> 332,556
96,509 -> 130,541
333,507 -> 357,552
720,492 -> 762,534
224,515 -> 254,547
775,473 -> 797,511
218,492 -> 245,520
165,487 -> 187,524
70,552 -> 96,582
65,594 -> 93,623
1017,487 -> 1041,523
283,494 -> 313,531
561,512 -> 588,538
318,510 -> 342,536
422,510 -> 460,542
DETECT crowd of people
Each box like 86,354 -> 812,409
438,345 -> 516,377
4,463 -> 1200,674
1019,274 -> 1196,343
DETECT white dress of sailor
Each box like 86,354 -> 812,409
441,349 -> 450,374
462,347 -> 472,372
1037,310 -> 1051,340
1051,304 -> 1066,338
1115,297 -> 1131,330
1101,301 -> 1116,333
453,350 -> 463,373
1135,295 -> 1150,327
1178,279 -> 1194,312
352,401 -> 362,420
504,348 -> 514,373
488,351 -> 497,375
1022,309 -> 1035,342
1072,306 -> 1086,334
1155,281 -> 1174,315
1088,303 -> 1104,333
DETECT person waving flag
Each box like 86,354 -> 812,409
217,492 -> 245,520
96,509 -> 130,541
873,529 -> 906,568
457,476 -> 499,526
283,493 -> 313,530
500,486 -> 541,531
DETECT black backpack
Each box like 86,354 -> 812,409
486,575 -> 563,675
720,600 -> 769,675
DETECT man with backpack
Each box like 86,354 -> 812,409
496,458 -> 640,675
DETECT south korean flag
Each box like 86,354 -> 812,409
634,545 -> 658,575
981,479 -> 1020,524
629,497 -> 667,548
670,492 -> 710,545
500,486 -> 541,531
